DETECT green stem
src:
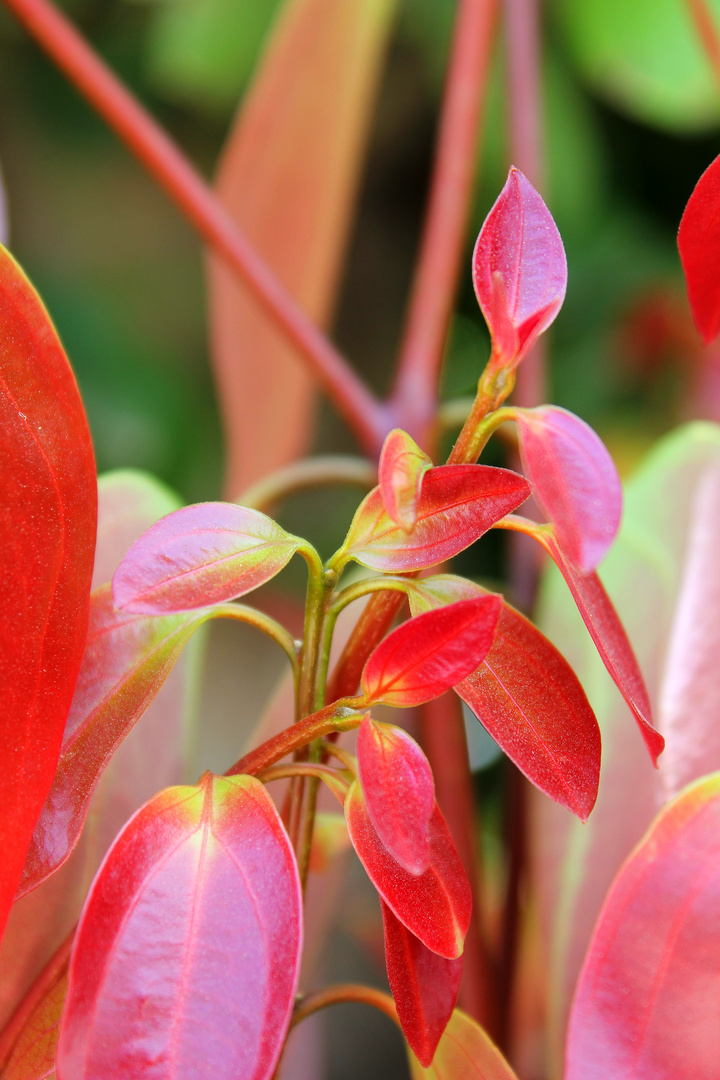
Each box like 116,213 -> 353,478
448,363 -> 516,464
258,763 -> 350,804
237,456 -> 377,512
215,602 -> 299,675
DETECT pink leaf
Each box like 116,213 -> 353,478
56,774 -> 302,1080
678,154 -> 720,344
378,428 -> 433,532
473,167 -> 567,367
407,1009 -> 519,1079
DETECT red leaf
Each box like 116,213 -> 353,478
381,900 -> 462,1067
473,167 -> 567,367
56,774 -> 302,1080
0,248 -> 97,943
378,428 -> 433,532
357,717 -> 435,874
362,597 -> 502,708
407,1009 -> 519,1079
0,961 -> 67,1080
345,781 -> 471,959
516,406 -> 622,572
337,465 -> 530,572
678,154 -> 720,344
565,773 -> 720,1080
112,502 -> 302,614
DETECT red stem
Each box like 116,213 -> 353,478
686,0 -> 720,87
391,0 -> 499,441
226,705 -> 361,778
1,0 -> 387,456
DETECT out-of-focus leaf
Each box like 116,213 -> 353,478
345,781 -> 471,959
0,246 -> 97,943
381,900 -> 462,1067
679,154 -> 720,345
378,429 -> 433,532
1,964 -> 67,1080
338,466 -> 530,572
565,773 -> 720,1080
0,161 -> 8,246
407,1009 -> 519,1079
308,812 -> 352,873
207,0 -> 396,494
56,775 -> 302,1080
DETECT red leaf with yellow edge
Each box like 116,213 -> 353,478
357,717 -> 434,874
56,774 -> 302,1080
407,1009 -> 519,1079
345,781 -> 471,959
361,597 -> 502,708
337,465 -> 530,572
678,154 -> 720,344
381,900 -> 462,1067
378,428 -> 433,532
565,773 -> 720,1080
0,246 -> 97,944
0,961 -> 67,1080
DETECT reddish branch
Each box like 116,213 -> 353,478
686,0 -> 720,89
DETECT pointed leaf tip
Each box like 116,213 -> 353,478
379,429 -> 433,532
679,154 -> 720,344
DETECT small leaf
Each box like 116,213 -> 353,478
339,465 -> 530,572
473,168 -> 567,367
56,774 -> 302,1080
565,773 -> 720,1080
516,406 -> 622,572
407,1008 -> 519,1079
357,717 -> 435,874
378,429 -> 433,532
345,781 -> 471,959
112,502 -> 302,614
381,900 -> 462,1067
362,597 -> 502,708
1,965 -> 67,1079
679,155 -> 720,345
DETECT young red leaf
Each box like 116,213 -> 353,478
407,1009 -> 519,1079
344,781 -> 471,959
0,246 -> 97,943
678,154 -> 720,344
516,405 -> 622,572
337,465 -> 530,572
56,774 -> 302,1080
378,428 -> 433,532
565,773 -> 720,1080
473,167 -> 567,367
381,900 -> 462,1067
361,597 -> 502,708
112,502 -> 303,614
357,717 -> 435,874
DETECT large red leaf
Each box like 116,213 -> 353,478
381,900 -> 462,1067
678,154 -> 720,344
0,246 -> 97,943
56,774 -> 302,1080
407,1009 -> 519,1079
345,781 -> 471,959
378,428 -> 433,533
337,466 -> 530,573
565,773 -> 720,1080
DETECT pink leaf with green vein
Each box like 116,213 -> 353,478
407,1008 -> 519,1079
378,428 -> 433,532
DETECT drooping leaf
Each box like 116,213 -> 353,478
407,1008 -> 519,1079
338,466 -> 530,572
381,900 -> 462,1067
362,597 -> 502,708
565,773 -> 720,1080
357,717 -> 435,874
472,168 -> 567,367
0,246 -> 97,943
345,781 -> 471,959
678,154 -> 720,345
516,405 -> 622,572
56,774 -> 302,1080
378,429 -> 433,532
0,962 -> 67,1080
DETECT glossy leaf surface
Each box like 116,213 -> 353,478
357,717 -> 434,874
362,597 -> 502,708
408,1009 -> 519,1079
345,782 -> 471,959
516,405 -> 622,572
378,428 -> 433,532
340,465 -> 529,572
678,154 -> 720,345
381,900 -> 461,1067
565,773 -> 720,1080
0,246 -> 97,942
472,168 -> 566,366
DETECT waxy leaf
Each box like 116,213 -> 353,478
0,246 -> 97,943
679,154 -> 720,344
1,964 -> 67,1079
407,1009 -> 519,1079
113,502 -> 302,613
381,900 -> 462,1067
56,774 -> 302,1080
516,406 -> 622,572
473,168 -> 567,367
362,597 -> 502,708
339,465 -> 530,572
357,717 -> 434,874
378,428 -> 433,532
345,781 -> 471,959
565,773 -> 720,1080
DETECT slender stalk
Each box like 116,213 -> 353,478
216,602 -> 299,674
237,456 -> 377,512
291,985 -> 400,1030
686,0 -> 720,89
0,929 -> 74,1069
226,703 -> 363,778
258,762 -> 350,804
391,0 -> 499,441
1,0 -> 387,455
